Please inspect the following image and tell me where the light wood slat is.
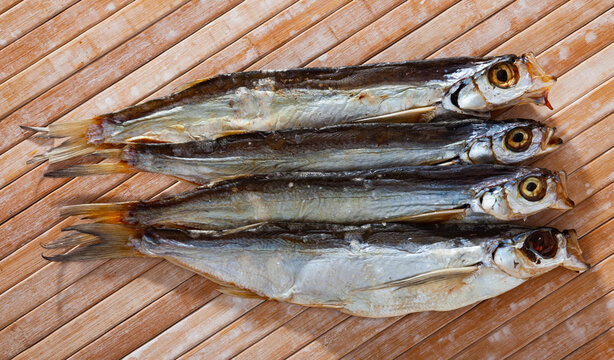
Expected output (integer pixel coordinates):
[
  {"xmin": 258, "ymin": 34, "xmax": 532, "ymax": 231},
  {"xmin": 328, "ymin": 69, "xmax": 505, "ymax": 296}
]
[
  {"xmin": 432, "ymin": 0, "xmax": 568, "ymax": 57},
  {"xmin": 396, "ymin": 217, "xmax": 614, "ymax": 360},
  {"xmin": 307, "ymin": 0, "xmax": 459, "ymax": 67},
  {"xmin": 287, "ymin": 317, "xmax": 398, "ymax": 360},
  {"xmin": 13, "ymin": 262, "xmax": 192, "ymax": 360},
  {"xmin": 0, "ymin": 0, "xmax": 187, "ymax": 119},
  {"xmin": 124, "ymin": 296, "xmax": 263, "ymax": 359},
  {"xmin": 565, "ymin": 326, "xmax": 614, "ymax": 360},
  {"xmin": 454, "ymin": 255, "xmax": 614, "ymax": 359},
  {"xmin": 232, "ymin": 308, "xmax": 348, "ymax": 360},
  {"xmin": 370, "ymin": 0, "xmax": 516, "ymax": 63},
  {"xmin": 0, "ymin": 0, "xmax": 22, "ymax": 16},
  {"xmin": 509, "ymin": 291, "xmax": 614, "ymax": 360},
  {"xmin": 0, "ymin": 0, "xmax": 77, "ymax": 48},
  {"xmin": 68, "ymin": 276, "xmax": 217, "ymax": 360},
  {"xmin": 490, "ymin": 0, "xmax": 612, "ymax": 56},
  {"xmin": 0, "ymin": 1, "xmax": 611, "ymax": 357},
  {"xmin": 179, "ymin": 302, "xmax": 307, "ymax": 359},
  {"xmin": 0, "ymin": 0, "xmax": 133, "ymax": 83},
  {"xmin": 251, "ymin": 0, "xmax": 408, "ymax": 69},
  {"xmin": 0, "ymin": 258, "xmax": 159, "ymax": 359}
]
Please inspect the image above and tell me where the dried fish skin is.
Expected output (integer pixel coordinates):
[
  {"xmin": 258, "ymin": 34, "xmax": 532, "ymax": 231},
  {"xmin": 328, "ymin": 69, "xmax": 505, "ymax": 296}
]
[
  {"xmin": 25, "ymin": 53, "xmax": 555, "ymax": 163},
  {"xmin": 44, "ymin": 118, "xmax": 562, "ymax": 184},
  {"xmin": 44, "ymin": 223, "xmax": 589, "ymax": 317},
  {"xmin": 61, "ymin": 165, "xmax": 574, "ymax": 229}
]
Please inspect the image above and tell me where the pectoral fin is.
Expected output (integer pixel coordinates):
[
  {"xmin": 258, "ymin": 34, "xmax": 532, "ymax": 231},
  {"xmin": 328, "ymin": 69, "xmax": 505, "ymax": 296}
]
[
  {"xmin": 354, "ymin": 107, "xmax": 438, "ymax": 124},
  {"xmin": 357, "ymin": 265, "xmax": 480, "ymax": 292},
  {"xmin": 385, "ymin": 208, "xmax": 468, "ymax": 223}
]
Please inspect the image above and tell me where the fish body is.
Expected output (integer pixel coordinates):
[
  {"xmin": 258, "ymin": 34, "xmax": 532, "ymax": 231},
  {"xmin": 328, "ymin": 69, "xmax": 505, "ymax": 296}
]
[
  {"xmin": 45, "ymin": 118, "xmax": 562, "ymax": 184},
  {"xmin": 26, "ymin": 53, "xmax": 555, "ymax": 163},
  {"xmin": 63, "ymin": 165, "xmax": 574, "ymax": 229},
  {"xmin": 44, "ymin": 223, "xmax": 589, "ymax": 317}
]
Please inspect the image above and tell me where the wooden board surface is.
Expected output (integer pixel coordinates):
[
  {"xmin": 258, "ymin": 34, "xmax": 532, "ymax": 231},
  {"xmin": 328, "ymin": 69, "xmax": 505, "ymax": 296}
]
[{"xmin": 0, "ymin": 0, "xmax": 612, "ymax": 358}]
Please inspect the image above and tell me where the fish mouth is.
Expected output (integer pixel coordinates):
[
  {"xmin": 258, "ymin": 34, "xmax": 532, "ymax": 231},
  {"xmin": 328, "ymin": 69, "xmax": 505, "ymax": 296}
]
[
  {"xmin": 540, "ymin": 127, "xmax": 563, "ymax": 153},
  {"xmin": 562, "ymin": 229, "xmax": 590, "ymax": 272},
  {"xmin": 522, "ymin": 52, "xmax": 556, "ymax": 109},
  {"xmin": 554, "ymin": 170, "xmax": 575, "ymax": 209}
]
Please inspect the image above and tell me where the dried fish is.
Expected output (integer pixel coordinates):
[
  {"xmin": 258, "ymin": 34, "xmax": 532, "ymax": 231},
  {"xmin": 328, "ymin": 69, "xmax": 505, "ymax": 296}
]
[
  {"xmin": 43, "ymin": 222, "xmax": 589, "ymax": 317},
  {"xmin": 61, "ymin": 165, "xmax": 574, "ymax": 229},
  {"xmin": 44, "ymin": 119, "xmax": 562, "ymax": 184},
  {"xmin": 25, "ymin": 53, "xmax": 555, "ymax": 163}
]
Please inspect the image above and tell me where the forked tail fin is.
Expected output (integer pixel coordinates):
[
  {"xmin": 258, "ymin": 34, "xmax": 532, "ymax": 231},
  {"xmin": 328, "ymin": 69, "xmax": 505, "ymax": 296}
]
[
  {"xmin": 22, "ymin": 117, "xmax": 107, "ymax": 164},
  {"xmin": 61, "ymin": 202, "xmax": 136, "ymax": 223},
  {"xmin": 42, "ymin": 224, "xmax": 145, "ymax": 262}
]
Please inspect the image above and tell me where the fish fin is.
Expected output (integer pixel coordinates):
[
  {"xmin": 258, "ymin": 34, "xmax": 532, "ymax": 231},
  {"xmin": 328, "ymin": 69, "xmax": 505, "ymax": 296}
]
[
  {"xmin": 24, "ymin": 116, "xmax": 118, "ymax": 164},
  {"xmin": 217, "ymin": 285, "xmax": 267, "ymax": 300},
  {"xmin": 42, "ymin": 224, "xmax": 144, "ymax": 262},
  {"xmin": 124, "ymin": 135, "xmax": 171, "ymax": 144},
  {"xmin": 356, "ymin": 265, "xmax": 480, "ymax": 292},
  {"xmin": 174, "ymin": 77, "xmax": 212, "ymax": 92},
  {"xmin": 220, "ymin": 222, "xmax": 268, "ymax": 236},
  {"xmin": 385, "ymin": 208, "xmax": 468, "ymax": 223},
  {"xmin": 436, "ymin": 159, "xmax": 459, "ymax": 166},
  {"xmin": 45, "ymin": 162, "xmax": 134, "ymax": 178},
  {"xmin": 61, "ymin": 202, "xmax": 135, "ymax": 223},
  {"xmin": 354, "ymin": 106, "xmax": 438, "ymax": 124},
  {"xmin": 216, "ymin": 129, "xmax": 249, "ymax": 138}
]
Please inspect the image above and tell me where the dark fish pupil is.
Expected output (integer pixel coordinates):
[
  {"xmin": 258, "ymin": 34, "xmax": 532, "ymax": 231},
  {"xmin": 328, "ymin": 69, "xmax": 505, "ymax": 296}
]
[
  {"xmin": 497, "ymin": 69, "xmax": 508, "ymax": 82},
  {"xmin": 512, "ymin": 132, "xmax": 525, "ymax": 143},
  {"xmin": 522, "ymin": 231, "xmax": 558, "ymax": 260},
  {"xmin": 526, "ymin": 182, "xmax": 537, "ymax": 191}
]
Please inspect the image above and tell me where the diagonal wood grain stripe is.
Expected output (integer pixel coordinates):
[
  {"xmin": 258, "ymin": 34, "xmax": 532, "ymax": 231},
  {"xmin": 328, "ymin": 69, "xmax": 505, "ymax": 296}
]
[{"xmin": 0, "ymin": 0, "xmax": 612, "ymax": 358}]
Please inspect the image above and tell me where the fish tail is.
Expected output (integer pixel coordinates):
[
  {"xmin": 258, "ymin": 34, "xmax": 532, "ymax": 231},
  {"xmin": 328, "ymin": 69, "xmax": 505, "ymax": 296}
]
[
  {"xmin": 45, "ymin": 161, "xmax": 133, "ymax": 178},
  {"xmin": 42, "ymin": 223, "xmax": 145, "ymax": 262},
  {"xmin": 23, "ymin": 116, "xmax": 110, "ymax": 164},
  {"xmin": 61, "ymin": 202, "xmax": 135, "ymax": 223}
]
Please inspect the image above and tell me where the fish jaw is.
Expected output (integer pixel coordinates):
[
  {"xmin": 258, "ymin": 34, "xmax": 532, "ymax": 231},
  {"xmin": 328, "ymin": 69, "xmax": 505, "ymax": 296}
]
[
  {"xmin": 540, "ymin": 126, "xmax": 563, "ymax": 154},
  {"xmin": 561, "ymin": 230, "xmax": 590, "ymax": 272},
  {"xmin": 553, "ymin": 170, "xmax": 575, "ymax": 210},
  {"xmin": 521, "ymin": 52, "xmax": 557, "ymax": 109}
]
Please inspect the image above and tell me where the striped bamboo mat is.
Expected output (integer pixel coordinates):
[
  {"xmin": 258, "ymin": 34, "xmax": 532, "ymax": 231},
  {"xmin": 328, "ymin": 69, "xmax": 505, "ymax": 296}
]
[{"xmin": 0, "ymin": 0, "xmax": 612, "ymax": 358}]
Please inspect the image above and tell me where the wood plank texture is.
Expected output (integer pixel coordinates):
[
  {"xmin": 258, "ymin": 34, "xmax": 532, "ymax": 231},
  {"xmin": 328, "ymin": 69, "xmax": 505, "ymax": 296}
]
[{"xmin": 0, "ymin": 0, "xmax": 612, "ymax": 359}]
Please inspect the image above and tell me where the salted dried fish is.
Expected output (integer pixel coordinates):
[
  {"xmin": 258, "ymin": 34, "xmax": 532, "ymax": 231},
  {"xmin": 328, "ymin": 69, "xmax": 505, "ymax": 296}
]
[
  {"xmin": 61, "ymin": 165, "xmax": 574, "ymax": 229},
  {"xmin": 44, "ymin": 119, "xmax": 562, "ymax": 184},
  {"xmin": 25, "ymin": 53, "xmax": 555, "ymax": 163},
  {"xmin": 43, "ymin": 222, "xmax": 589, "ymax": 317}
]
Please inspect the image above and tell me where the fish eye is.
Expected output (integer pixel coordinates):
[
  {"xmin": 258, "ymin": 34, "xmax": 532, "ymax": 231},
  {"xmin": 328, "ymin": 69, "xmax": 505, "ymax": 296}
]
[
  {"xmin": 505, "ymin": 127, "xmax": 533, "ymax": 152},
  {"xmin": 519, "ymin": 176, "xmax": 547, "ymax": 201},
  {"xmin": 521, "ymin": 230, "xmax": 558, "ymax": 261},
  {"xmin": 488, "ymin": 62, "xmax": 518, "ymax": 88}
]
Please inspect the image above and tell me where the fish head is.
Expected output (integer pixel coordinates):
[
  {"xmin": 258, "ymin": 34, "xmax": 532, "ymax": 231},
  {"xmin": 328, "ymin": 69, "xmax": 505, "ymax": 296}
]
[
  {"xmin": 444, "ymin": 53, "xmax": 556, "ymax": 114},
  {"xmin": 485, "ymin": 119, "xmax": 562, "ymax": 164},
  {"xmin": 476, "ymin": 168, "xmax": 574, "ymax": 220},
  {"xmin": 491, "ymin": 228, "xmax": 589, "ymax": 279}
]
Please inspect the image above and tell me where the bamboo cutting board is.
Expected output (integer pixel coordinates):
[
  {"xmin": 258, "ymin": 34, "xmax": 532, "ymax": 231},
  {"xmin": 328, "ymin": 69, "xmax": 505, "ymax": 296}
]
[{"xmin": 0, "ymin": 0, "xmax": 613, "ymax": 358}]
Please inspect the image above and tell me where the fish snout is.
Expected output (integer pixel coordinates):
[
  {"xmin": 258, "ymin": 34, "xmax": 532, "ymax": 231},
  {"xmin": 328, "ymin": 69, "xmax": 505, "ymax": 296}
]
[{"xmin": 562, "ymin": 230, "xmax": 590, "ymax": 272}]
